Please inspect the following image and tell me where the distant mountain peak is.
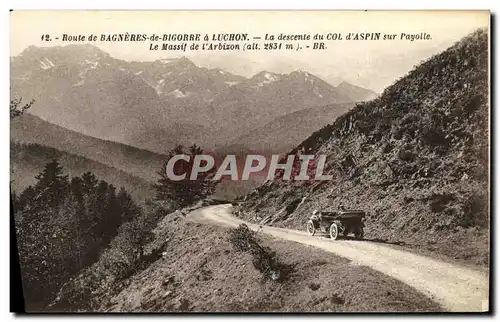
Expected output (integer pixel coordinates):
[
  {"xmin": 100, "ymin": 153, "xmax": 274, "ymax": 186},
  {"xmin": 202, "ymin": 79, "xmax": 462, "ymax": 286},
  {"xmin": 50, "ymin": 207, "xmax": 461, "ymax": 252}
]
[
  {"xmin": 293, "ymin": 70, "xmax": 311, "ymax": 75},
  {"xmin": 158, "ymin": 58, "xmax": 174, "ymax": 64},
  {"xmin": 38, "ymin": 57, "xmax": 56, "ymax": 70},
  {"xmin": 250, "ymin": 71, "xmax": 282, "ymax": 86},
  {"xmin": 212, "ymin": 68, "xmax": 229, "ymax": 75},
  {"xmin": 335, "ymin": 81, "xmax": 378, "ymax": 101},
  {"xmin": 252, "ymin": 70, "xmax": 281, "ymax": 78},
  {"xmin": 337, "ymin": 81, "xmax": 364, "ymax": 90},
  {"xmin": 155, "ymin": 56, "xmax": 196, "ymax": 69},
  {"xmin": 15, "ymin": 44, "xmax": 111, "ymax": 71},
  {"xmin": 20, "ymin": 44, "xmax": 106, "ymax": 56},
  {"xmin": 289, "ymin": 70, "xmax": 320, "ymax": 83}
]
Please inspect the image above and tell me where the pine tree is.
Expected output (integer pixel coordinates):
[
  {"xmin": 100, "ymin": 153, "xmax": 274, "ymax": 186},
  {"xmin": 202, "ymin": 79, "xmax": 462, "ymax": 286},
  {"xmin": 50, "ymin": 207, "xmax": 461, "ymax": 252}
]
[
  {"xmin": 10, "ymin": 98, "xmax": 34, "ymax": 119},
  {"xmin": 117, "ymin": 187, "xmax": 140, "ymax": 223},
  {"xmin": 156, "ymin": 144, "xmax": 219, "ymax": 207},
  {"xmin": 18, "ymin": 185, "xmax": 36, "ymax": 210},
  {"xmin": 81, "ymin": 172, "xmax": 98, "ymax": 195},
  {"xmin": 32, "ymin": 159, "xmax": 69, "ymax": 212},
  {"xmin": 70, "ymin": 177, "xmax": 84, "ymax": 203},
  {"xmin": 102, "ymin": 184, "xmax": 121, "ymax": 241}
]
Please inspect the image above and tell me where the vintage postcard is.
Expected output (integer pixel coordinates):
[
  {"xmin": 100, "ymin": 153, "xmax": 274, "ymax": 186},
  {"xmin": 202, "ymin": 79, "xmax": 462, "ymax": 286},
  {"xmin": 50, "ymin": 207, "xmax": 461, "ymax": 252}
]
[{"xmin": 10, "ymin": 10, "xmax": 490, "ymax": 313}]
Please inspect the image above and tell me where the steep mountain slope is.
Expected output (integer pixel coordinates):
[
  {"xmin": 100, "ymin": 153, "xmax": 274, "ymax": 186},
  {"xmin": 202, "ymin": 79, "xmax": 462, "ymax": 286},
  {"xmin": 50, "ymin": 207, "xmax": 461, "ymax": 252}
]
[
  {"xmin": 11, "ymin": 114, "xmax": 165, "ymax": 182},
  {"xmin": 10, "ymin": 143, "xmax": 155, "ymax": 202},
  {"xmin": 231, "ymin": 103, "xmax": 354, "ymax": 153},
  {"xmin": 240, "ymin": 29, "xmax": 489, "ymax": 265}
]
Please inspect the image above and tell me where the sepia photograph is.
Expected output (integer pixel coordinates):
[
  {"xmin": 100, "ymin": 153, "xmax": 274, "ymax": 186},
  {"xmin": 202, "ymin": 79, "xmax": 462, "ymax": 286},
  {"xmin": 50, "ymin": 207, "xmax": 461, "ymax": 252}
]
[{"xmin": 9, "ymin": 10, "xmax": 490, "ymax": 313}]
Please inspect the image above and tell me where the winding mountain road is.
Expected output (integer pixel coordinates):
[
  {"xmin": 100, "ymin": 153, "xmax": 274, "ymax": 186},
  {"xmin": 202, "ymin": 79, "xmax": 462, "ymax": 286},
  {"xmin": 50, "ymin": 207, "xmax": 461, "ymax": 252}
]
[{"xmin": 188, "ymin": 204, "xmax": 489, "ymax": 312}]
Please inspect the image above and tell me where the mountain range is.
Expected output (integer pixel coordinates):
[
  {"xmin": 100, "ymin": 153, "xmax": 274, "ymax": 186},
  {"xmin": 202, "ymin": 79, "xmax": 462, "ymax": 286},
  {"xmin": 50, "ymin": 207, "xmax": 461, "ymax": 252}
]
[
  {"xmin": 11, "ymin": 44, "xmax": 377, "ymax": 155},
  {"xmin": 11, "ymin": 44, "xmax": 378, "ymax": 198}
]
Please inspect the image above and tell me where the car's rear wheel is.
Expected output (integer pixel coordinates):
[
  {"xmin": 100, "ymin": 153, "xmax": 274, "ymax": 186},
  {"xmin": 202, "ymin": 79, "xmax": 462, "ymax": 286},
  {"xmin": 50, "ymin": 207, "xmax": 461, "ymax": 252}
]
[
  {"xmin": 341, "ymin": 225, "xmax": 349, "ymax": 237},
  {"xmin": 354, "ymin": 228, "xmax": 364, "ymax": 240},
  {"xmin": 306, "ymin": 220, "xmax": 316, "ymax": 236},
  {"xmin": 329, "ymin": 223, "xmax": 339, "ymax": 240}
]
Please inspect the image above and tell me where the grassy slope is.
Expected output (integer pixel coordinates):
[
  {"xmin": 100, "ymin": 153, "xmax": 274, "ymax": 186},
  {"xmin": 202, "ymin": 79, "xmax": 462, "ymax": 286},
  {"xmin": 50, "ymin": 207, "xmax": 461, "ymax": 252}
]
[{"xmin": 105, "ymin": 213, "xmax": 440, "ymax": 312}]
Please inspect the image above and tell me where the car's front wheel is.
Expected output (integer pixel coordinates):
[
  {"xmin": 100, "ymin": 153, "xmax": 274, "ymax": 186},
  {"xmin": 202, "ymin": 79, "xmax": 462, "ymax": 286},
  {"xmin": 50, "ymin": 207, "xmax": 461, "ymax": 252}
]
[
  {"xmin": 329, "ymin": 223, "xmax": 339, "ymax": 240},
  {"xmin": 306, "ymin": 220, "xmax": 316, "ymax": 236}
]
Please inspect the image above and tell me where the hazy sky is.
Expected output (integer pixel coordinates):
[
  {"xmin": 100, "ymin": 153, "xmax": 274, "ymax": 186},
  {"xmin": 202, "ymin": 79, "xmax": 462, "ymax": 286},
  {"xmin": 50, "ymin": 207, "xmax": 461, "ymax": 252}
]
[{"xmin": 10, "ymin": 10, "xmax": 489, "ymax": 92}]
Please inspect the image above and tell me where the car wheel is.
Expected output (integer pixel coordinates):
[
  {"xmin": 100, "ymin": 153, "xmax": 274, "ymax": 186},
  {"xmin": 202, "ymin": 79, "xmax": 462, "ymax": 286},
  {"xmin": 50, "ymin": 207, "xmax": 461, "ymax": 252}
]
[
  {"xmin": 329, "ymin": 223, "xmax": 339, "ymax": 240},
  {"xmin": 306, "ymin": 220, "xmax": 316, "ymax": 236},
  {"xmin": 354, "ymin": 228, "xmax": 364, "ymax": 240}
]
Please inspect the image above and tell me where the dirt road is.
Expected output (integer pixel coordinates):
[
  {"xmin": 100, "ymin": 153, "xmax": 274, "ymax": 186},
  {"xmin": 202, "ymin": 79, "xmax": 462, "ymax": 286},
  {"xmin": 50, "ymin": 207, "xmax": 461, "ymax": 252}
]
[{"xmin": 189, "ymin": 204, "xmax": 489, "ymax": 312}]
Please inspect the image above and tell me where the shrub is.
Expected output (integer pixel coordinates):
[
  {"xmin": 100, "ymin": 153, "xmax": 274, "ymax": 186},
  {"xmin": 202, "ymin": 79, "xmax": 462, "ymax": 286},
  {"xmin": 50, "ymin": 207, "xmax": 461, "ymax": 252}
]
[
  {"xmin": 228, "ymin": 224, "xmax": 292, "ymax": 282},
  {"xmin": 458, "ymin": 193, "xmax": 488, "ymax": 228},
  {"xmin": 285, "ymin": 198, "xmax": 303, "ymax": 215},
  {"xmin": 381, "ymin": 142, "xmax": 394, "ymax": 154},
  {"xmin": 398, "ymin": 149, "xmax": 416, "ymax": 162}
]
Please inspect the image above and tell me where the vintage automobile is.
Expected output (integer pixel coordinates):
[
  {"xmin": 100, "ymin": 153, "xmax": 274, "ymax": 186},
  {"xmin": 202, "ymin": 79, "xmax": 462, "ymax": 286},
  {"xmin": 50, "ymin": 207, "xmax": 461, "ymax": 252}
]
[{"xmin": 306, "ymin": 207, "xmax": 365, "ymax": 240}]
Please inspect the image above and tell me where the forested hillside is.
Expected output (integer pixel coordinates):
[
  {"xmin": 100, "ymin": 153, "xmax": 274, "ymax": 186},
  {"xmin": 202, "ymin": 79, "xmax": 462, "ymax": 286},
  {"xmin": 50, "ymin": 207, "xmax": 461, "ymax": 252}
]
[{"xmin": 13, "ymin": 160, "xmax": 146, "ymax": 309}]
